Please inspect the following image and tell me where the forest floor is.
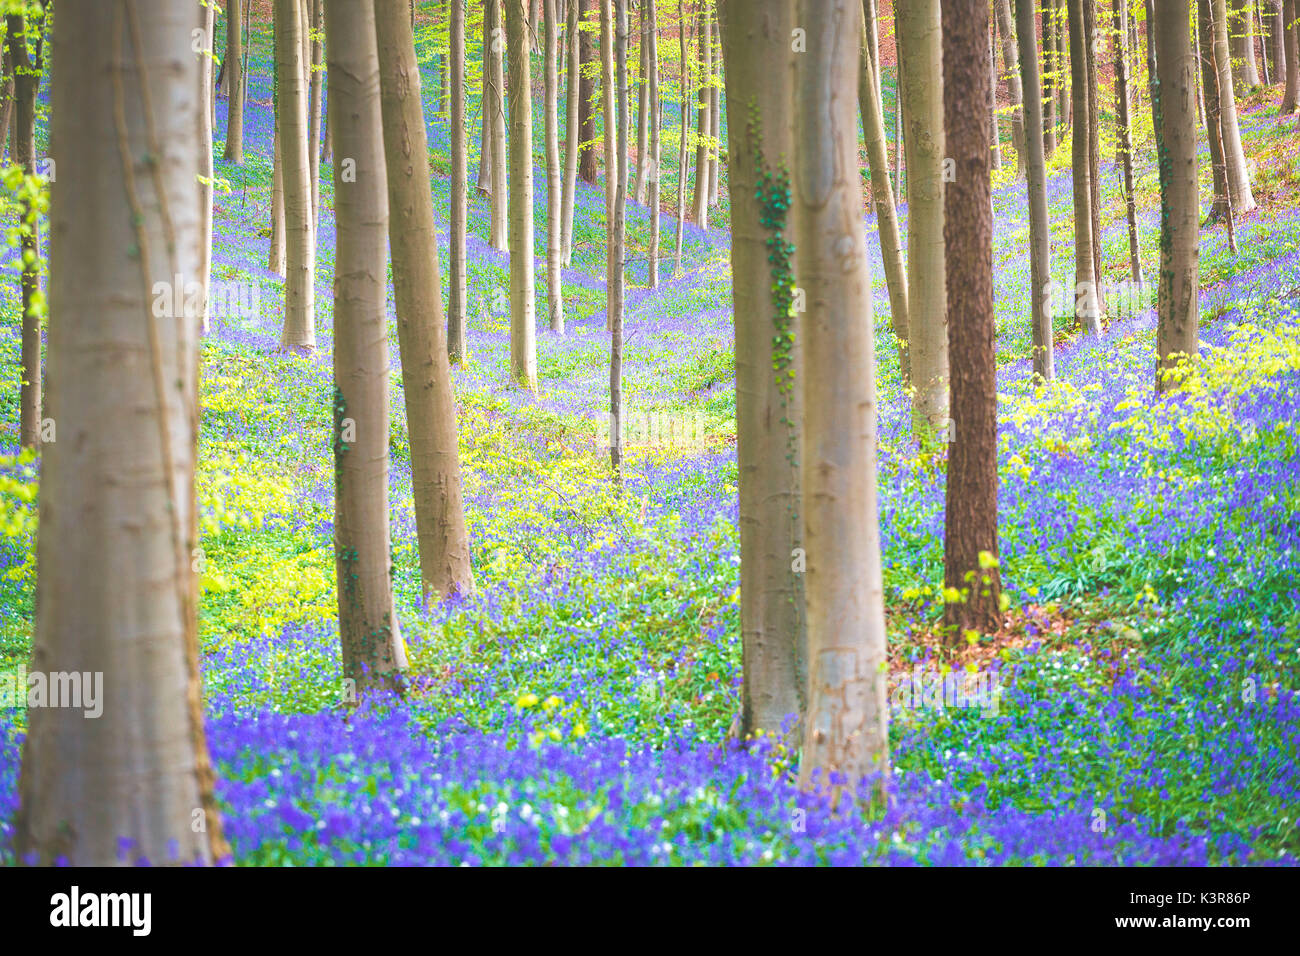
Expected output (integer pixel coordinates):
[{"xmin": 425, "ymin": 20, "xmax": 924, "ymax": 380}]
[{"xmin": 0, "ymin": 12, "xmax": 1297, "ymax": 864}]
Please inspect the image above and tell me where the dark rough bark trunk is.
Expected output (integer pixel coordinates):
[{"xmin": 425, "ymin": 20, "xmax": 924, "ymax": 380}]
[
  {"xmin": 719, "ymin": 0, "xmax": 805, "ymax": 741},
  {"xmin": 942, "ymin": 0, "xmax": 1003, "ymax": 640},
  {"xmin": 1018, "ymin": 0, "xmax": 1055, "ymax": 381},
  {"xmin": 1153, "ymin": 0, "xmax": 1200, "ymax": 393},
  {"xmin": 579, "ymin": 0, "xmax": 600, "ymax": 182}
]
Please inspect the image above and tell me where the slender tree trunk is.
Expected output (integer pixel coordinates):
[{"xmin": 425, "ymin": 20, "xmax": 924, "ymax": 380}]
[
  {"xmin": 17, "ymin": 0, "xmax": 228, "ymax": 866},
  {"xmin": 562, "ymin": 0, "xmax": 581, "ymax": 265},
  {"xmin": 1259, "ymin": 0, "xmax": 1272, "ymax": 85},
  {"xmin": 708, "ymin": 59, "xmax": 720, "ymax": 205},
  {"xmin": 896, "ymin": 0, "xmax": 948, "ymax": 434},
  {"xmin": 199, "ymin": 1, "xmax": 215, "ymax": 335},
  {"xmin": 1044, "ymin": 0, "xmax": 1058, "ymax": 156},
  {"xmin": 276, "ymin": 0, "xmax": 316, "ymax": 352},
  {"xmin": 542, "ymin": 0, "xmax": 565, "ymax": 330},
  {"xmin": 1232, "ymin": 0, "xmax": 1262, "ymax": 86},
  {"xmin": 1068, "ymin": 0, "xmax": 1101, "ymax": 335},
  {"xmin": 943, "ymin": 0, "xmax": 1004, "ymax": 641},
  {"xmin": 309, "ymin": 0, "xmax": 324, "ymax": 229},
  {"xmin": 795, "ymin": 0, "xmax": 890, "ymax": 804},
  {"xmin": 995, "ymin": 0, "xmax": 1026, "ymax": 176},
  {"xmin": 504, "ymin": 0, "xmax": 539, "ymax": 388},
  {"xmin": 326, "ymin": 0, "xmax": 406, "ymax": 695},
  {"xmin": 1153, "ymin": 0, "xmax": 1200, "ymax": 393},
  {"xmin": 375, "ymin": 0, "xmax": 478, "ymax": 601},
  {"xmin": 449, "ymin": 0, "xmax": 469, "ymax": 362},
  {"xmin": 646, "ymin": 0, "xmax": 661, "ymax": 287},
  {"xmin": 1210, "ymin": 0, "xmax": 1258, "ymax": 214},
  {"xmin": 673, "ymin": 0, "xmax": 689, "ymax": 272},
  {"xmin": 894, "ymin": 38, "xmax": 903, "ymax": 204},
  {"xmin": 1115, "ymin": 0, "xmax": 1142, "ymax": 285},
  {"xmin": 477, "ymin": 6, "xmax": 493, "ymax": 194},
  {"xmin": 1200, "ymin": 0, "xmax": 1233, "ymax": 221},
  {"xmin": 1271, "ymin": 0, "xmax": 1288, "ymax": 85},
  {"xmin": 225, "ymin": 0, "xmax": 244, "ymax": 162},
  {"xmin": 635, "ymin": 6, "xmax": 650, "ymax": 203},
  {"xmin": 989, "ymin": 20, "xmax": 1001, "ymax": 170},
  {"xmin": 6, "ymin": 11, "xmax": 42, "ymax": 450},
  {"xmin": 579, "ymin": 0, "xmax": 600, "ymax": 182},
  {"xmin": 719, "ymin": 0, "xmax": 805, "ymax": 740},
  {"xmin": 1084, "ymin": 0, "xmax": 1102, "ymax": 302},
  {"xmin": 1019, "ymin": 0, "xmax": 1054, "ymax": 380},
  {"xmin": 603, "ymin": 0, "xmax": 617, "ymax": 331},
  {"xmin": 1284, "ymin": 0, "xmax": 1300, "ymax": 113},
  {"xmin": 690, "ymin": 1, "xmax": 710, "ymax": 227},
  {"xmin": 607, "ymin": 0, "xmax": 627, "ymax": 476},
  {"xmin": 858, "ymin": 0, "xmax": 909, "ymax": 382},
  {"xmin": 0, "ymin": 48, "xmax": 13, "ymax": 164},
  {"xmin": 488, "ymin": 0, "xmax": 509, "ymax": 249}
]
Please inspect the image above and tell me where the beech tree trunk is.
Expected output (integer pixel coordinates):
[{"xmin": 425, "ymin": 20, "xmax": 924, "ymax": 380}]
[
  {"xmin": 634, "ymin": 7, "xmax": 650, "ymax": 204},
  {"xmin": 561, "ymin": 0, "xmax": 581, "ymax": 265},
  {"xmin": 718, "ymin": 0, "xmax": 805, "ymax": 741},
  {"xmin": 505, "ymin": 0, "xmax": 539, "ymax": 389},
  {"xmin": 17, "ymin": 0, "xmax": 228, "ymax": 866},
  {"xmin": 308, "ymin": 0, "xmax": 324, "ymax": 229},
  {"xmin": 1068, "ymin": 0, "xmax": 1101, "ymax": 335},
  {"xmin": 1200, "ymin": 0, "xmax": 1233, "ymax": 222},
  {"xmin": 375, "ymin": 0, "xmax": 477, "ymax": 601},
  {"xmin": 690, "ymin": 1, "xmax": 710, "ymax": 227},
  {"xmin": 1115, "ymin": 0, "xmax": 1142, "ymax": 285},
  {"xmin": 607, "ymin": 0, "xmax": 627, "ymax": 476},
  {"xmin": 1153, "ymin": 0, "xmax": 1200, "ymax": 393},
  {"xmin": 1044, "ymin": 0, "xmax": 1057, "ymax": 156},
  {"xmin": 275, "ymin": 0, "xmax": 316, "ymax": 352},
  {"xmin": 989, "ymin": 20, "xmax": 1001, "ymax": 170},
  {"xmin": 943, "ymin": 0, "xmax": 1004, "ymax": 640},
  {"xmin": 1019, "ymin": 0, "xmax": 1055, "ymax": 381},
  {"xmin": 896, "ymin": 0, "xmax": 948, "ymax": 435},
  {"xmin": 6, "ymin": 10, "xmax": 43, "ymax": 450},
  {"xmin": 858, "ymin": 0, "xmax": 909, "ymax": 382},
  {"xmin": 449, "ymin": 0, "xmax": 469, "ymax": 363},
  {"xmin": 1285, "ymin": 0, "xmax": 1300, "ymax": 113},
  {"xmin": 1210, "ymin": 0, "xmax": 1257, "ymax": 214},
  {"xmin": 543, "ymin": 0, "xmax": 564, "ymax": 331},
  {"xmin": 327, "ymin": 0, "xmax": 406, "ymax": 695},
  {"xmin": 199, "ymin": 1, "xmax": 215, "ymax": 334},
  {"xmin": 1231, "ymin": 0, "xmax": 1261, "ymax": 87},
  {"xmin": 579, "ymin": 0, "xmax": 600, "ymax": 182},
  {"xmin": 225, "ymin": 0, "xmax": 244, "ymax": 162},
  {"xmin": 646, "ymin": 0, "xmax": 661, "ymax": 287},
  {"xmin": 673, "ymin": 0, "xmax": 689, "ymax": 271},
  {"xmin": 488, "ymin": 0, "xmax": 508, "ymax": 250},
  {"xmin": 795, "ymin": 0, "xmax": 889, "ymax": 804},
  {"xmin": 994, "ymin": 0, "xmax": 1026, "ymax": 177}
]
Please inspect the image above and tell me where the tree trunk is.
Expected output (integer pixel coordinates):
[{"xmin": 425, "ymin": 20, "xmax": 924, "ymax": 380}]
[
  {"xmin": 795, "ymin": 0, "xmax": 890, "ymax": 804},
  {"xmin": 275, "ymin": 0, "xmax": 316, "ymax": 352},
  {"xmin": 943, "ymin": 0, "xmax": 1004, "ymax": 641},
  {"xmin": 1200, "ymin": 0, "xmax": 1233, "ymax": 222},
  {"xmin": 989, "ymin": 20, "xmax": 1001, "ymax": 170},
  {"xmin": 1284, "ymin": 0, "xmax": 1300, "ymax": 113},
  {"xmin": 603, "ymin": 0, "xmax": 617, "ymax": 328},
  {"xmin": 488, "ymin": 0, "xmax": 509, "ymax": 249},
  {"xmin": 561, "ymin": 0, "xmax": 581, "ymax": 266},
  {"xmin": 579, "ymin": 0, "xmax": 600, "ymax": 183},
  {"xmin": 375, "ymin": 0, "xmax": 478, "ymax": 601},
  {"xmin": 1115, "ymin": 0, "xmax": 1142, "ymax": 285},
  {"xmin": 225, "ymin": 0, "xmax": 245, "ymax": 162},
  {"xmin": 308, "ymin": 0, "xmax": 324, "ymax": 229},
  {"xmin": 1231, "ymin": 0, "xmax": 1262, "ymax": 87},
  {"xmin": 673, "ymin": 0, "xmax": 689, "ymax": 272},
  {"xmin": 544, "ymin": 0, "xmax": 565, "ymax": 330},
  {"xmin": 1067, "ymin": 0, "xmax": 1101, "ymax": 335},
  {"xmin": 326, "ymin": 0, "xmax": 406, "ymax": 695},
  {"xmin": 896, "ymin": 0, "xmax": 948, "ymax": 435},
  {"xmin": 1271, "ymin": 0, "xmax": 1288, "ymax": 85},
  {"xmin": 608, "ymin": 0, "xmax": 627, "ymax": 477},
  {"xmin": 17, "ymin": 0, "xmax": 228, "ymax": 866},
  {"xmin": 505, "ymin": 0, "xmax": 539, "ymax": 388},
  {"xmin": 1259, "ymin": 0, "xmax": 1272, "ymax": 85},
  {"xmin": 6, "ymin": 11, "xmax": 43, "ymax": 450},
  {"xmin": 646, "ymin": 0, "xmax": 661, "ymax": 287},
  {"xmin": 718, "ymin": 0, "xmax": 805, "ymax": 741},
  {"xmin": 708, "ymin": 61, "xmax": 720, "ymax": 205},
  {"xmin": 449, "ymin": 0, "xmax": 469, "ymax": 362},
  {"xmin": 1019, "ymin": 0, "xmax": 1055, "ymax": 381},
  {"xmin": 994, "ymin": 0, "xmax": 1026, "ymax": 177},
  {"xmin": 690, "ymin": 1, "xmax": 710, "ymax": 227},
  {"xmin": 1084, "ymin": 0, "xmax": 1102, "ymax": 303},
  {"xmin": 1153, "ymin": 0, "xmax": 1200, "ymax": 393},
  {"xmin": 0, "ymin": 48, "xmax": 13, "ymax": 165},
  {"xmin": 858, "ymin": 0, "xmax": 909, "ymax": 382},
  {"xmin": 634, "ymin": 7, "xmax": 650, "ymax": 204},
  {"xmin": 1044, "ymin": 0, "xmax": 1057, "ymax": 155},
  {"xmin": 477, "ymin": 6, "xmax": 493, "ymax": 194},
  {"xmin": 1210, "ymin": 0, "xmax": 1258, "ymax": 216},
  {"xmin": 199, "ymin": 1, "xmax": 216, "ymax": 335}
]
